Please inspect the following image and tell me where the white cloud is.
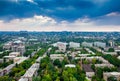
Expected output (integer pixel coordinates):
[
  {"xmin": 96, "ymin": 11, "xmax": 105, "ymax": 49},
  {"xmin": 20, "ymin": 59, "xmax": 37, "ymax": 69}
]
[
  {"xmin": 0, "ymin": 15, "xmax": 120, "ymax": 32},
  {"xmin": 106, "ymin": 12, "xmax": 120, "ymax": 17},
  {"xmin": 27, "ymin": 0, "xmax": 38, "ymax": 5}
]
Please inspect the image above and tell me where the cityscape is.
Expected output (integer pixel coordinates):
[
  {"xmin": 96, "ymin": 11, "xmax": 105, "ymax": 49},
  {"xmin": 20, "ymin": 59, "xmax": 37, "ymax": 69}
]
[{"xmin": 0, "ymin": 0, "xmax": 120, "ymax": 81}]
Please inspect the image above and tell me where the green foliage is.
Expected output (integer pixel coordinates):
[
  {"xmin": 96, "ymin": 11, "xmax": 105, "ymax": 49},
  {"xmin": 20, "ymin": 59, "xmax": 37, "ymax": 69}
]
[
  {"xmin": 108, "ymin": 76, "xmax": 117, "ymax": 81},
  {"xmin": 24, "ymin": 49, "xmax": 33, "ymax": 56},
  {"xmin": 108, "ymin": 48, "xmax": 115, "ymax": 52},
  {"xmin": 0, "ymin": 51, "xmax": 11, "ymax": 58},
  {"xmin": 32, "ymin": 76, "xmax": 41, "ymax": 81},
  {"xmin": 103, "ymin": 54, "xmax": 120, "ymax": 67},
  {"xmin": 96, "ymin": 68, "xmax": 103, "ymax": 78},
  {"xmin": 42, "ymin": 74, "xmax": 52, "ymax": 81},
  {"xmin": 53, "ymin": 59, "xmax": 62, "ymax": 68},
  {"xmin": 92, "ymin": 75, "xmax": 105, "ymax": 81},
  {"xmin": 62, "ymin": 67, "xmax": 86, "ymax": 81},
  {"xmin": 0, "ymin": 76, "xmax": 13, "ymax": 81}
]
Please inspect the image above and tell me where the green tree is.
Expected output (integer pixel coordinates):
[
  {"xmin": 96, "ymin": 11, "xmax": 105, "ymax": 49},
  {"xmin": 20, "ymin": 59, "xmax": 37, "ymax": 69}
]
[{"xmin": 53, "ymin": 59, "xmax": 62, "ymax": 68}]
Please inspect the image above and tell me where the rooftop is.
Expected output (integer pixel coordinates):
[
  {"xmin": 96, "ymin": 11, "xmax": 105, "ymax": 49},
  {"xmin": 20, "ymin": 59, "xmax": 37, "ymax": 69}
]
[{"xmin": 82, "ymin": 64, "xmax": 94, "ymax": 72}]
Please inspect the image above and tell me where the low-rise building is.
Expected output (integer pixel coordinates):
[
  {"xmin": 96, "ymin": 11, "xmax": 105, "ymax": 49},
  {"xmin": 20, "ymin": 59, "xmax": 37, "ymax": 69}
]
[
  {"xmin": 78, "ymin": 54, "xmax": 91, "ymax": 57},
  {"xmin": 57, "ymin": 42, "xmax": 66, "ymax": 52},
  {"xmin": 50, "ymin": 54, "xmax": 64, "ymax": 61},
  {"xmin": 19, "ymin": 63, "xmax": 40, "ymax": 81},
  {"xmin": 9, "ymin": 52, "xmax": 20, "ymax": 57},
  {"xmin": 0, "ymin": 59, "xmax": 3, "ymax": 63},
  {"xmin": 36, "ymin": 56, "xmax": 43, "ymax": 63},
  {"xmin": 117, "ymin": 56, "xmax": 120, "ymax": 60},
  {"xmin": 95, "ymin": 64, "xmax": 114, "ymax": 68},
  {"xmin": 82, "ymin": 64, "xmax": 95, "ymax": 79},
  {"xmin": 102, "ymin": 51, "xmax": 117, "ymax": 55},
  {"xmin": 0, "ymin": 64, "xmax": 15, "ymax": 76},
  {"xmin": 103, "ymin": 72, "xmax": 120, "ymax": 81},
  {"xmin": 3, "ymin": 42, "xmax": 12, "ymax": 50},
  {"xmin": 14, "ymin": 57, "xmax": 28, "ymax": 64},
  {"xmin": 4, "ymin": 56, "xmax": 16, "ymax": 60},
  {"xmin": 84, "ymin": 48, "xmax": 95, "ymax": 55},
  {"xmin": 65, "ymin": 64, "xmax": 76, "ymax": 68}
]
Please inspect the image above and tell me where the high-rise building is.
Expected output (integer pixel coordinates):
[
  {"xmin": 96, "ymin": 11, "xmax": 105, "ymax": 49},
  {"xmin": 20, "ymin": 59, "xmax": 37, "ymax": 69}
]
[
  {"xmin": 94, "ymin": 42, "xmax": 106, "ymax": 48},
  {"xmin": 82, "ymin": 42, "xmax": 93, "ymax": 47},
  {"xmin": 69, "ymin": 42, "xmax": 80, "ymax": 48}
]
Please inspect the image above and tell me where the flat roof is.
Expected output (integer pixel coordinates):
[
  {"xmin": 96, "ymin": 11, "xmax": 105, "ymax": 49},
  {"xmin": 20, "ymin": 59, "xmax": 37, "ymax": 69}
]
[{"xmin": 82, "ymin": 64, "xmax": 94, "ymax": 72}]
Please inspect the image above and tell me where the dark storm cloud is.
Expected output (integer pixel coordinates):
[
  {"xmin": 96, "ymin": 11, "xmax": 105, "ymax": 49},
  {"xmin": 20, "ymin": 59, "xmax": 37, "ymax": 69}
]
[{"xmin": 0, "ymin": 0, "xmax": 120, "ymax": 22}]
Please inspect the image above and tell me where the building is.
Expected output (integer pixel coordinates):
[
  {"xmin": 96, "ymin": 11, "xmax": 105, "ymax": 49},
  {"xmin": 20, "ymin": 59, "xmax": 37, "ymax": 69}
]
[
  {"xmin": 17, "ymin": 46, "xmax": 25, "ymax": 56},
  {"xmin": 36, "ymin": 56, "xmax": 43, "ymax": 63},
  {"xmin": 0, "ymin": 59, "xmax": 3, "ymax": 63},
  {"xmin": 11, "ymin": 45, "xmax": 25, "ymax": 56},
  {"xmin": 3, "ymin": 42, "xmax": 12, "ymax": 50},
  {"xmin": 4, "ymin": 56, "xmax": 16, "ymax": 60},
  {"xmin": 80, "ymin": 56, "xmax": 109, "ymax": 64},
  {"xmin": 65, "ymin": 64, "xmax": 76, "ymax": 68},
  {"xmin": 103, "ymin": 72, "xmax": 120, "ymax": 81},
  {"xmin": 95, "ymin": 64, "xmax": 114, "ymax": 68},
  {"xmin": 57, "ymin": 42, "xmax": 66, "ymax": 52},
  {"xmin": 118, "ymin": 56, "xmax": 120, "ymax": 59},
  {"xmin": 82, "ymin": 42, "xmax": 93, "ymax": 47},
  {"xmin": 0, "ymin": 64, "xmax": 15, "ymax": 76},
  {"xmin": 14, "ymin": 57, "xmax": 28, "ymax": 64},
  {"xmin": 84, "ymin": 48, "xmax": 95, "ymax": 54},
  {"xmin": 78, "ymin": 54, "xmax": 91, "ymax": 57},
  {"xmin": 19, "ymin": 63, "xmax": 40, "ymax": 81},
  {"xmin": 102, "ymin": 51, "xmax": 117, "ymax": 55},
  {"xmin": 82, "ymin": 64, "xmax": 95, "ymax": 80},
  {"xmin": 109, "ymin": 40, "xmax": 115, "ymax": 47},
  {"xmin": 69, "ymin": 42, "xmax": 80, "ymax": 48},
  {"xmin": 50, "ymin": 54, "xmax": 64, "ymax": 61},
  {"xmin": 9, "ymin": 52, "xmax": 20, "ymax": 57},
  {"xmin": 94, "ymin": 42, "xmax": 106, "ymax": 48}
]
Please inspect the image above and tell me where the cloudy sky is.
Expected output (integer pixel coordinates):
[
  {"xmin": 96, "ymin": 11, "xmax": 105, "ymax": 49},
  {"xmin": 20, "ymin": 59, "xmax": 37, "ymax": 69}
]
[{"xmin": 0, "ymin": 0, "xmax": 120, "ymax": 31}]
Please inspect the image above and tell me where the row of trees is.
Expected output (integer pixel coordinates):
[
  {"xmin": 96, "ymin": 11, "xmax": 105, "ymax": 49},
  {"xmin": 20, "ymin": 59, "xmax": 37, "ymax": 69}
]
[{"xmin": 103, "ymin": 54, "xmax": 120, "ymax": 67}]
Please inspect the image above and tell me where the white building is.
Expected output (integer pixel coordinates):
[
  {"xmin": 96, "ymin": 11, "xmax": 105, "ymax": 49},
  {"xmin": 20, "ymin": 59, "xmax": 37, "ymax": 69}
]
[
  {"xmin": 82, "ymin": 42, "xmax": 93, "ymax": 47},
  {"xmin": 95, "ymin": 64, "xmax": 114, "ymax": 68},
  {"xmin": 0, "ymin": 64, "xmax": 15, "ymax": 76},
  {"xmin": 14, "ymin": 57, "xmax": 28, "ymax": 64},
  {"xmin": 117, "ymin": 56, "xmax": 120, "ymax": 60},
  {"xmin": 69, "ymin": 42, "xmax": 80, "ymax": 48},
  {"xmin": 94, "ymin": 42, "xmax": 106, "ymax": 48},
  {"xmin": 4, "ymin": 56, "xmax": 16, "ymax": 60},
  {"xmin": 19, "ymin": 63, "xmax": 40, "ymax": 81},
  {"xmin": 3, "ymin": 42, "xmax": 12, "ymax": 50},
  {"xmin": 102, "ymin": 52, "xmax": 117, "ymax": 55},
  {"xmin": 84, "ymin": 48, "xmax": 95, "ymax": 54},
  {"xmin": 65, "ymin": 64, "xmax": 76, "ymax": 68},
  {"xmin": 9, "ymin": 52, "xmax": 20, "ymax": 57},
  {"xmin": 103, "ymin": 72, "xmax": 120, "ymax": 81},
  {"xmin": 109, "ymin": 40, "xmax": 115, "ymax": 47},
  {"xmin": 50, "ymin": 54, "xmax": 64, "ymax": 61}
]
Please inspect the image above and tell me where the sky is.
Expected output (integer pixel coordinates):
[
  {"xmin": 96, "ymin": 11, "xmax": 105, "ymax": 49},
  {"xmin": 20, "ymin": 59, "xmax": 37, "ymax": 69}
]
[{"xmin": 0, "ymin": 0, "xmax": 120, "ymax": 32}]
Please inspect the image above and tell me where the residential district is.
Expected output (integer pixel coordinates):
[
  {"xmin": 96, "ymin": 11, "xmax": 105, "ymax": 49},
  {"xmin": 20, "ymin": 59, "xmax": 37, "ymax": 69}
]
[{"xmin": 0, "ymin": 31, "xmax": 120, "ymax": 81}]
